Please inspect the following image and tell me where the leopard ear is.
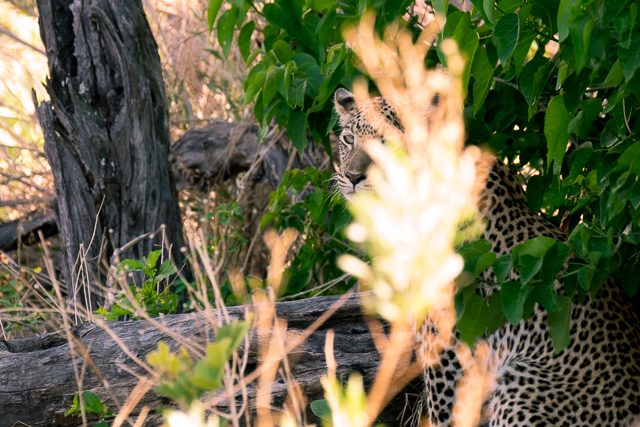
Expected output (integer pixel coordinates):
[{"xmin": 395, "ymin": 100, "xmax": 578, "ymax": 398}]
[{"xmin": 334, "ymin": 88, "xmax": 356, "ymax": 126}]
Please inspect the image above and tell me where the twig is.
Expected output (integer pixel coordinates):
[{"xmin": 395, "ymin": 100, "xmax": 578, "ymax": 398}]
[{"xmin": 0, "ymin": 26, "xmax": 45, "ymax": 55}]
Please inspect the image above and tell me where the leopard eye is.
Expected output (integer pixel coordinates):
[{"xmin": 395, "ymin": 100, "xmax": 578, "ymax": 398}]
[{"xmin": 342, "ymin": 134, "xmax": 355, "ymax": 146}]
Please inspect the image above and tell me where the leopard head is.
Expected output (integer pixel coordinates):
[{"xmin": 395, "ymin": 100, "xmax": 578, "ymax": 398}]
[{"xmin": 332, "ymin": 88, "xmax": 403, "ymax": 198}]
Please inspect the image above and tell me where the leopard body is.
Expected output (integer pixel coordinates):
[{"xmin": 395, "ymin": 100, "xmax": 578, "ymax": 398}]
[{"xmin": 332, "ymin": 88, "xmax": 640, "ymax": 426}]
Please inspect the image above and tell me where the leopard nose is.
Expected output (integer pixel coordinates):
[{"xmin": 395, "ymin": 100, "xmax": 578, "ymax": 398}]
[{"xmin": 345, "ymin": 172, "xmax": 366, "ymax": 187}]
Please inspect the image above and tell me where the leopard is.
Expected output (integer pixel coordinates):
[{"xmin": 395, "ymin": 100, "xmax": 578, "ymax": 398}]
[{"xmin": 332, "ymin": 87, "xmax": 640, "ymax": 426}]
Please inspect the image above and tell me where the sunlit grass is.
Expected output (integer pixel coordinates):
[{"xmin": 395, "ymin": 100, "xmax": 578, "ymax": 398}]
[{"xmin": 0, "ymin": 3, "xmax": 49, "ymax": 221}]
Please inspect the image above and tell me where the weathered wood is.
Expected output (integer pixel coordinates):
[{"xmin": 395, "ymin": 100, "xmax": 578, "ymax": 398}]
[
  {"xmin": 0, "ymin": 294, "xmax": 419, "ymax": 426},
  {"xmin": 170, "ymin": 121, "xmax": 328, "ymax": 191},
  {"xmin": 34, "ymin": 0, "xmax": 186, "ymax": 307},
  {"xmin": 0, "ymin": 210, "xmax": 56, "ymax": 252}
]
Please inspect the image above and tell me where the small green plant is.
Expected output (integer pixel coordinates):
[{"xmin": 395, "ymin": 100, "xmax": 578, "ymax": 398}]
[
  {"xmin": 260, "ymin": 167, "xmax": 357, "ymax": 297},
  {"xmin": 208, "ymin": 201, "xmax": 248, "ymax": 259},
  {"xmin": 146, "ymin": 319, "xmax": 250, "ymax": 408},
  {"xmin": 96, "ymin": 250, "xmax": 180, "ymax": 320},
  {"xmin": 64, "ymin": 390, "xmax": 113, "ymax": 426}
]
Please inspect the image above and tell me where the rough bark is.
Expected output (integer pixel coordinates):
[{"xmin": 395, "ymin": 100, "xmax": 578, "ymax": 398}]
[
  {"xmin": 34, "ymin": 0, "xmax": 186, "ymax": 308},
  {"xmin": 0, "ymin": 294, "xmax": 420, "ymax": 426}
]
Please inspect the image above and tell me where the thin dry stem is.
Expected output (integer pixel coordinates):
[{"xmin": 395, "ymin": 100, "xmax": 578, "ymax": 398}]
[
  {"xmin": 365, "ymin": 320, "xmax": 414, "ymax": 425},
  {"xmin": 112, "ymin": 378, "xmax": 155, "ymax": 427}
]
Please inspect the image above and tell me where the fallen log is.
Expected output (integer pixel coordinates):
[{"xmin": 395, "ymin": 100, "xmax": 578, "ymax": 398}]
[
  {"xmin": 169, "ymin": 120, "xmax": 327, "ymax": 190},
  {"xmin": 0, "ymin": 294, "xmax": 420, "ymax": 426},
  {"xmin": 0, "ymin": 210, "xmax": 57, "ymax": 252}
]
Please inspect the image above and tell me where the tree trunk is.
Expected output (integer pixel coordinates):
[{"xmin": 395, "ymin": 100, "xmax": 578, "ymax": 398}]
[
  {"xmin": 0, "ymin": 294, "xmax": 420, "ymax": 426},
  {"xmin": 34, "ymin": 0, "xmax": 186, "ymax": 308}
]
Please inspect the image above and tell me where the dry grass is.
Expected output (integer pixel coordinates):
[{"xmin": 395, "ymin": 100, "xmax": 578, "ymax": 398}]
[
  {"xmin": 0, "ymin": 3, "xmax": 50, "ymax": 221},
  {"xmin": 143, "ymin": 0, "xmax": 255, "ymax": 131},
  {"xmin": 0, "ymin": 0, "xmax": 254, "ymax": 224}
]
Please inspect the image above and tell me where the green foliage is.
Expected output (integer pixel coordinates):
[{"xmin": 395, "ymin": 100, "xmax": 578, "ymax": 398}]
[
  {"xmin": 146, "ymin": 320, "xmax": 250, "ymax": 407},
  {"xmin": 65, "ymin": 390, "xmax": 113, "ymax": 425},
  {"xmin": 207, "ymin": 0, "xmax": 417, "ymax": 151},
  {"xmin": 463, "ymin": 0, "xmax": 640, "ymax": 276},
  {"xmin": 0, "ymin": 270, "xmax": 49, "ymax": 336},
  {"xmin": 437, "ymin": 0, "xmax": 640, "ymax": 349},
  {"xmin": 456, "ymin": 235, "xmax": 612, "ymax": 351},
  {"xmin": 260, "ymin": 168, "xmax": 357, "ymax": 297},
  {"xmin": 310, "ymin": 399, "xmax": 332, "ymax": 422},
  {"xmin": 208, "ymin": 0, "xmax": 640, "ymax": 349},
  {"xmin": 95, "ymin": 250, "xmax": 180, "ymax": 320}
]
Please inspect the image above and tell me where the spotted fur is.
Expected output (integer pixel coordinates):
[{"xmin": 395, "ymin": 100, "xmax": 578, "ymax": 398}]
[{"xmin": 333, "ymin": 88, "xmax": 640, "ymax": 426}]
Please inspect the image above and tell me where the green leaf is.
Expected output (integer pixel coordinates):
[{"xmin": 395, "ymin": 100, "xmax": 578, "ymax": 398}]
[
  {"xmin": 310, "ymin": 399, "xmax": 332, "ymax": 421},
  {"xmin": 262, "ymin": 3, "xmax": 289, "ymax": 29},
  {"xmin": 568, "ymin": 99, "xmax": 602, "ymax": 139},
  {"xmin": 604, "ymin": 60, "xmax": 624, "ymax": 87},
  {"xmin": 619, "ymin": 141, "xmax": 640, "ymax": 175},
  {"xmin": 457, "ymin": 291, "xmax": 504, "ymax": 345},
  {"xmin": 470, "ymin": 0, "xmax": 494, "ymax": 26},
  {"xmin": 459, "ymin": 239, "xmax": 493, "ymax": 272},
  {"xmin": 64, "ymin": 394, "xmax": 80, "ymax": 417},
  {"xmin": 471, "ymin": 47, "xmax": 494, "ymax": 116},
  {"xmin": 191, "ymin": 341, "xmax": 229, "ymax": 390},
  {"xmin": 244, "ymin": 70, "xmax": 266, "ymax": 105},
  {"xmin": 494, "ymin": 255, "xmax": 513, "ymax": 282},
  {"xmin": 547, "ymin": 295, "xmax": 572, "ymax": 352},
  {"xmin": 511, "ymin": 29, "xmax": 535, "ymax": 76},
  {"xmin": 292, "ymin": 53, "xmax": 322, "ymax": 97},
  {"xmin": 501, "ymin": 281, "xmax": 531, "ymax": 325},
  {"xmin": 544, "ymin": 96, "xmax": 570, "ymax": 174},
  {"xmin": 519, "ymin": 55, "xmax": 552, "ymax": 115},
  {"xmin": 238, "ymin": 22, "xmax": 255, "ymax": 62},
  {"xmin": 512, "ymin": 236, "xmax": 556, "ymax": 259},
  {"xmin": 495, "ymin": 13, "xmax": 519, "ymax": 65},
  {"xmin": 263, "ymin": 67, "xmax": 284, "ymax": 106},
  {"xmin": 120, "ymin": 258, "xmax": 145, "ymax": 272},
  {"xmin": 272, "ymin": 40, "xmax": 294, "ymax": 63},
  {"xmin": 569, "ymin": 12, "xmax": 593, "ymax": 72},
  {"xmin": 531, "ymin": 283, "xmax": 561, "ymax": 313},
  {"xmin": 217, "ymin": 9, "xmax": 236, "ymax": 58},
  {"xmin": 65, "ymin": 391, "xmax": 112, "ymax": 419},
  {"xmin": 517, "ymin": 254, "xmax": 544, "ymax": 285},
  {"xmin": 540, "ymin": 243, "xmax": 570, "ymax": 283},
  {"xmin": 156, "ymin": 261, "xmax": 177, "ymax": 281},
  {"xmin": 207, "ymin": 0, "xmax": 223, "ymax": 33},
  {"xmin": 482, "ymin": 0, "xmax": 495, "ymax": 24},
  {"xmin": 443, "ymin": 12, "xmax": 479, "ymax": 97},
  {"xmin": 145, "ymin": 250, "xmax": 162, "ymax": 272},
  {"xmin": 557, "ymin": 0, "xmax": 572, "ymax": 42},
  {"xmin": 288, "ymin": 109, "xmax": 307, "ymax": 151},
  {"xmin": 577, "ymin": 264, "xmax": 595, "ymax": 291},
  {"xmin": 216, "ymin": 320, "xmax": 251, "ymax": 352},
  {"xmin": 82, "ymin": 391, "xmax": 106, "ymax": 416}
]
